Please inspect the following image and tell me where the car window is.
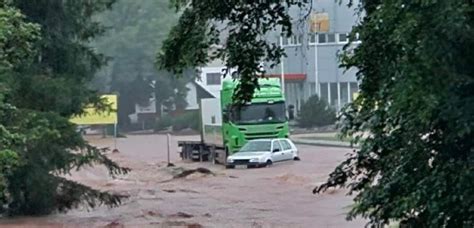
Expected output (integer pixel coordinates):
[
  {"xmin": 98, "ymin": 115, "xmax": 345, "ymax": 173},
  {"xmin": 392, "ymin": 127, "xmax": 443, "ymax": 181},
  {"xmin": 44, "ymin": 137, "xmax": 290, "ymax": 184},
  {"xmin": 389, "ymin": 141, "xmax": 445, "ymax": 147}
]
[
  {"xmin": 280, "ymin": 139, "xmax": 292, "ymax": 150},
  {"xmin": 272, "ymin": 140, "xmax": 282, "ymax": 152}
]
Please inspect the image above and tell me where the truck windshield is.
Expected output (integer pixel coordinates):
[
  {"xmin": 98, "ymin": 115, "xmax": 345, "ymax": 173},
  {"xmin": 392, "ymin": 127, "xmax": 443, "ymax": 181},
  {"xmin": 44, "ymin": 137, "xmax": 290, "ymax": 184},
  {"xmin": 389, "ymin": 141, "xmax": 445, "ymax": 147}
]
[
  {"xmin": 240, "ymin": 141, "xmax": 271, "ymax": 152},
  {"xmin": 231, "ymin": 102, "xmax": 286, "ymax": 124}
]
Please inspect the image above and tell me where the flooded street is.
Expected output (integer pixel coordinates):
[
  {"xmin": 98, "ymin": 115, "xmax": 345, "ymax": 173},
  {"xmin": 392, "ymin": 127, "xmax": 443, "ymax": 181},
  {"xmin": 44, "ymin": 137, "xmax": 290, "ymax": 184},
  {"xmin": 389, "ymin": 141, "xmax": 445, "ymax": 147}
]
[{"xmin": 0, "ymin": 134, "xmax": 365, "ymax": 228}]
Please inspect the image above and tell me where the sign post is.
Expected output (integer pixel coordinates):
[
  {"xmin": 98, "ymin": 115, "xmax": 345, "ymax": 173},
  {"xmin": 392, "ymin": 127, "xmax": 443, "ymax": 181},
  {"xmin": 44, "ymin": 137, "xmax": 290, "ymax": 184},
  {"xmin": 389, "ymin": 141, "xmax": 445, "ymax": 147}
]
[
  {"xmin": 166, "ymin": 133, "xmax": 174, "ymax": 167},
  {"xmin": 113, "ymin": 122, "xmax": 118, "ymax": 153}
]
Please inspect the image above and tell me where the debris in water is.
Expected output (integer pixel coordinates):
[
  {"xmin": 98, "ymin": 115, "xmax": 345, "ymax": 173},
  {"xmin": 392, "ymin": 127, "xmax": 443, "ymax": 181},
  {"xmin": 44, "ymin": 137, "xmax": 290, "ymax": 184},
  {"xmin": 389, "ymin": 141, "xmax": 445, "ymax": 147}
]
[
  {"xmin": 173, "ymin": 167, "xmax": 214, "ymax": 178},
  {"xmin": 162, "ymin": 188, "xmax": 199, "ymax": 194},
  {"xmin": 104, "ymin": 221, "xmax": 124, "ymax": 228},
  {"xmin": 146, "ymin": 210, "xmax": 162, "ymax": 217},
  {"xmin": 169, "ymin": 212, "xmax": 194, "ymax": 218},
  {"xmin": 159, "ymin": 167, "xmax": 215, "ymax": 183}
]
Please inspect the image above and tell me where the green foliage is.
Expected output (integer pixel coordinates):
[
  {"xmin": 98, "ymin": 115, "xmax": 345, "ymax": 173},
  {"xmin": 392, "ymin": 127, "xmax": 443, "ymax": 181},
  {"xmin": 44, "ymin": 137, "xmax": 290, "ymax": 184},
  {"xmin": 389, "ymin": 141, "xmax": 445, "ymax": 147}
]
[
  {"xmin": 156, "ymin": 111, "xmax": 200, "ymax": 132},
  {"xmin": 0, "ymin": 0, "xmax": 129, "ymax": 215},
  {"xmin": 158, "ymin": 0, "xmax": 309, "ymax": 103},
  {"xmin": 315, "ymin": 1, "xmax": 474, "ymax": 227},
  {"xmin": 155, "ymin": 114, "xmax": 173, "ymax": 131},
  {"xmin": 0, "ymin": 2, "xmax": 39, "ymax": 214},
  {"xmin": 172, "ymin": 111, "xmax": 200, "ymax": 131},
  {"xmin": 0, "ymin": 149, "xmax": 19, "ymax": 209},
  {"xmin": 93, "ymin": 0, "xmax": 189, "ymax": 128},
  {"xmin": 0, "ymin": 2, "xmax": 40, "ymax": 71},
  {"xmin": 298, "ymin": 95, "xmax": 336, "ymax": 128},
  {"xmin": 11, "ymin": 0, "xmax": 115, "ymax": 116}
]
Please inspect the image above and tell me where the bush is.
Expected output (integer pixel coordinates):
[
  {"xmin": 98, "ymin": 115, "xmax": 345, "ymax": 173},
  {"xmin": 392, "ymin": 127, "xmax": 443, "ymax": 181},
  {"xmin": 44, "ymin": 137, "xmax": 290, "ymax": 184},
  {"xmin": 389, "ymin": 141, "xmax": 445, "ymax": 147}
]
[
  {"xmin": 155, "ymin": 111, "xmax": 200, "ymax": 132},
  {"xmin": 155, "ymin": 115, "xmax": 173, "ymax": 131},
  {"xmin": 172, "ymin": 111, "xmax": 200, "ymax": 131},
  {"xmin": 298, "ymin": 95, "xmax": 336, "ymax": 128}
]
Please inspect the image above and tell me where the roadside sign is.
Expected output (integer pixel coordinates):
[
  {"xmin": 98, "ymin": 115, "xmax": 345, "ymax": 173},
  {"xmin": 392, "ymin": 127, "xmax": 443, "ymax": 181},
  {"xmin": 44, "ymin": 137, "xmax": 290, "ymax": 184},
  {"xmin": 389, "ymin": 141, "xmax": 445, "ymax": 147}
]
[{"xmin": 70, "ymin": 95, "xmax": 118, "ymax": 125}]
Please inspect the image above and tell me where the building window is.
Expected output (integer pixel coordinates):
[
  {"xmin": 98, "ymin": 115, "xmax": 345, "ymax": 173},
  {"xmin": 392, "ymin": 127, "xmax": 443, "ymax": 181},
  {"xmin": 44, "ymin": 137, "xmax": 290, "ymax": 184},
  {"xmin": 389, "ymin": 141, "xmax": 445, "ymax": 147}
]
[
  {"xmin": 339, "ymin": 33, "xmax": 348, "ymax": 43},
  {"xmin": 309, "ymin": 34, "xmax": 316, "ymax": 44},
  {"xmin": 320, "ymin": 83, "xmax": 328, "ymax": 103},
  {"xmin": 318, "ymin": 34, "xmax": 326, "ymax": 43},
  {"xmin": 340, "ymin": 82, "xmax": 348, "ymax": 105},
  {"xmin": 288, "ymin": 36, "xmax": 294, "ymax": 45},
  {"xmin": 298, "ymin": 35, "xmax": 303, "ymax": 44},
  {"xmin": 328, "ymin": 33, "xmax": 336, "ymax": 43},
  {"xmin": 206, "ymin": 73, "xmax": 221, "ymax": 85},
  {"xmin": 286, "ymin": 35, "xmax": 302, "ymax": 46},
  {"xmin": 330, "ymin": 82, "xmax": 338, "ymax": 107},
  {"xmin": 282, "ymin": 36, "xmax": 288, "ymax": 45},
  {"xmin": 310, "ymin": 83, "xmax": 316, "ymax": 95}
]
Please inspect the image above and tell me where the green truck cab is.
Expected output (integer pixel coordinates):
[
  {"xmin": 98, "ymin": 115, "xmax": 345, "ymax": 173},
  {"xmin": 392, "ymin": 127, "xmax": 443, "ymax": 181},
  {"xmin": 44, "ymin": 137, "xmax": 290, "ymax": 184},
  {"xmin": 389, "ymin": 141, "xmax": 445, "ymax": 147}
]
[{"xmin": 220, "ymin": 78, "xmax": 289, "ymax": 155}]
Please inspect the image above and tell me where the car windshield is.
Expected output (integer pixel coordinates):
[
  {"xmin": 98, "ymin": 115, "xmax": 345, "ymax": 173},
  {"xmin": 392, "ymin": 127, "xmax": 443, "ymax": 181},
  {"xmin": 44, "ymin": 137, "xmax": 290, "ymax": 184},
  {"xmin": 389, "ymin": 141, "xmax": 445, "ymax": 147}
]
[
  {"xmin": 239, "ymin": 141, "xmax": 271, "ymax": 152},
  {"xmin": 231, "ymin": 102, "xmax": 286, "ymax": 124}
]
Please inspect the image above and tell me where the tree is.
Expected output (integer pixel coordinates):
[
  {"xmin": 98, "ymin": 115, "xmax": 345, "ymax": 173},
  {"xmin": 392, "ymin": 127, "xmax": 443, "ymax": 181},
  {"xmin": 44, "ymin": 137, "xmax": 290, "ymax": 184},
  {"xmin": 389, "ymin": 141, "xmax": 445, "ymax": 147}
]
[
  {"xmin": 93, "ymin": 0, "xmax": 189, "ymax": 128},
  {"xmin": 298, "ymin": 95, "xmax": 336, "ymax": 128},
  {"xmin": 0, "ymin": 0, "xmax": 129, "ymax": 215},
  {"xmin": 157, "ymin": 0, "xmax": 310, "ymax": 103},
  {"xmin": 315, "ymin": 1, "xmax": 474, "ymax": 227},
  {"xmin": 0, "ymin": 1, "xmax": 40, "ymax": 212}
]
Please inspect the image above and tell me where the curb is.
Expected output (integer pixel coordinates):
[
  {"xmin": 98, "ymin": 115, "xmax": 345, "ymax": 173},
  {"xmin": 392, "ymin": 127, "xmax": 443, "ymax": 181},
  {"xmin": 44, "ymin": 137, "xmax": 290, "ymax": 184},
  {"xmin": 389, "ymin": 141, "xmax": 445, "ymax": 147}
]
[{"xmin": 291, "ymin": 139, "xmax": 359, "ymax": 149}]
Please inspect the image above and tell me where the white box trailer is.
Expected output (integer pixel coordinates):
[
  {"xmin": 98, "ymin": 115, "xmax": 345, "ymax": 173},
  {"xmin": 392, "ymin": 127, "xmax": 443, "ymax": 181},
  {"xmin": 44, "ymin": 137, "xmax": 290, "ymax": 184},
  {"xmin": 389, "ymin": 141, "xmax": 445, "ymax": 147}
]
[{"xmin": 178, "ymin": 98, "xmax": 225, "ymax": 163}]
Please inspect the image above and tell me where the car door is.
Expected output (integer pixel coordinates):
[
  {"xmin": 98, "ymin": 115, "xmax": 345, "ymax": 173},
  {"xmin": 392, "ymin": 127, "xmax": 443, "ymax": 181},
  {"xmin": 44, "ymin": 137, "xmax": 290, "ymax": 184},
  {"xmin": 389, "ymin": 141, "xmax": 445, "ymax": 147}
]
[
  {"xmin": 271, "ymin": 140, "xmax": 284, "ymax": 162},
  {"xmin": 279, "ymin": 139, "xmax": 293, "ymax": 160}
]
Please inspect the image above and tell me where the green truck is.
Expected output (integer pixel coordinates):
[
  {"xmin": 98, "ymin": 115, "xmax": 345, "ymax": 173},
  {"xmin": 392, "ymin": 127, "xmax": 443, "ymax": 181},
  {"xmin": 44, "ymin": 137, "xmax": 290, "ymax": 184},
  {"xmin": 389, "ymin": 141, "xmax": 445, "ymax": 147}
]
[{"xmin": 178, "ymin": 78, "xmax": 289, "ymax": 163}]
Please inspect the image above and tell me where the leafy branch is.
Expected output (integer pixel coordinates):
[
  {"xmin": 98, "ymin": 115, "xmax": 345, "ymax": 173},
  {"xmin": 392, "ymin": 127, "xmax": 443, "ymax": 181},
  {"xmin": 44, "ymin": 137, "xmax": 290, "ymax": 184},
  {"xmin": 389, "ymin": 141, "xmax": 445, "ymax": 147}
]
[{"xmin": 158, "ymin": 0, "xmax": 309, "ymax": 102}]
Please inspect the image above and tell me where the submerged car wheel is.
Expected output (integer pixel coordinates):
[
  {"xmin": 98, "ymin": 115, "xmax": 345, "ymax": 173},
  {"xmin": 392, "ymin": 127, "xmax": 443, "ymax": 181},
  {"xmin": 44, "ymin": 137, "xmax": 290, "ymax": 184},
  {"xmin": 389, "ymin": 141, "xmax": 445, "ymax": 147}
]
[
  {"xmin": 265, "ymin": 160, "xmax": 273, "ymax": 167},
  {"xmin": 294, "ymin": 156, "xmax": 301, "ymax": 161}
]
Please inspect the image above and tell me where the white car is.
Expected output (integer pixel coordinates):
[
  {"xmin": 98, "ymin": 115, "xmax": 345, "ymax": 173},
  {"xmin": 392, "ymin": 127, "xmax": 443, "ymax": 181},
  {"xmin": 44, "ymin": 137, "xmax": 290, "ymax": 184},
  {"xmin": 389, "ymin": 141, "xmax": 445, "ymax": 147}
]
[{"xmin": 226, "ymin": 138, "xmax": 300, "ymax": 168}]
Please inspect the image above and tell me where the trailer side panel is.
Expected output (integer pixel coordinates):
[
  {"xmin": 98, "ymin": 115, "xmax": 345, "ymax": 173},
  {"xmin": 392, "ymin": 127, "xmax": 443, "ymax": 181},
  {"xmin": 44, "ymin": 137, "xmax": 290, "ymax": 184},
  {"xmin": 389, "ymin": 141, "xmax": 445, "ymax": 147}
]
[{"xmin": 201, "ymin": 98, "xmax": 223, "ymax": 147}]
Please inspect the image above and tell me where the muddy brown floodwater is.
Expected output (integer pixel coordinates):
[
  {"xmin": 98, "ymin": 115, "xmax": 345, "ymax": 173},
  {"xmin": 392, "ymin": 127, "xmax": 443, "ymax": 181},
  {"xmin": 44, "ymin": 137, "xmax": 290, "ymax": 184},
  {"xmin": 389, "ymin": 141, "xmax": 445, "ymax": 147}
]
[{"xmin": 0, "ymin": 134, "xmax": 366, "ymax": 228}]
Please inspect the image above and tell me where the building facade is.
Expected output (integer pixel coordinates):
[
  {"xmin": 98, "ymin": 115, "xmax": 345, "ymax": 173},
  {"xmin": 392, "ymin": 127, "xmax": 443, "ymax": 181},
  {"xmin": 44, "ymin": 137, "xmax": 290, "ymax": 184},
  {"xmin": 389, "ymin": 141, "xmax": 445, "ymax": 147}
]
[
  {"xmin": 265, "ymin": 0, "xmax": 361, "ymax": 113},
  {"xmin": 185, "ymin": 0, "xmax": 361, "ymax": 114}
]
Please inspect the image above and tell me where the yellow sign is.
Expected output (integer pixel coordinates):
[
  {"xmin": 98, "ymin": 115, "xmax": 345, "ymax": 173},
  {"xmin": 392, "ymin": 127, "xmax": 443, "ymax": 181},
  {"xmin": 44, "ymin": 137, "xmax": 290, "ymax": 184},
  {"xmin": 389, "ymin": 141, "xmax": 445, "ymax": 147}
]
[
  {"xmin": 70, "ymin": 95, "xmax": 118, "ymax": 125},
  {"xmin": 309, "ymin": 12, "xmax": 330, "ymax": 33}
]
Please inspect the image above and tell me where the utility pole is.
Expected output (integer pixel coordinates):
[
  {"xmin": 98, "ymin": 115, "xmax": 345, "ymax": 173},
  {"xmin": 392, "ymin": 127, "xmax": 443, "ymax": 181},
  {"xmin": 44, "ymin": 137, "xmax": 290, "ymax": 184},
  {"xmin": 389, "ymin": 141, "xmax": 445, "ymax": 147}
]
[{"xmin": 279, "ymin": 36, "xmax": 286, "ymax": 94}]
